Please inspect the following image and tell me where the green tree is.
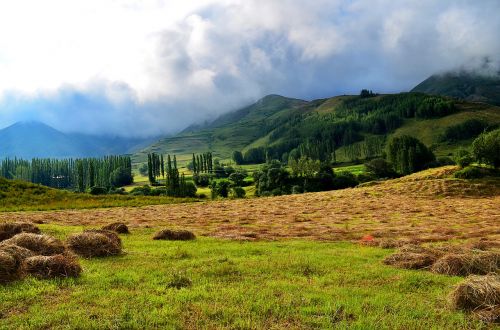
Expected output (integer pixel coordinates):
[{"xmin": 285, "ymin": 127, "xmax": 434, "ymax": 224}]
[
  {"xmin": 472, "ymin": 128, "xmax": 500, "ymax": 168},
  {"xmin": 232, "ymin": 151, "xmax": 244, "ymax": 165},
  {"xmin": 386, "ymin": 135, "xmax": 435, "ymax": 175}
]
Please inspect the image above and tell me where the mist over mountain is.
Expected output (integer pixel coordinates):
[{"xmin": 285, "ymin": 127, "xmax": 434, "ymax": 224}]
[
  {"xmin": 412, "ymin": 71, "xmax": 500, "ymax": 105},
  {"xmin": 0, "ymin": 121, "xmax": 155, "ymax": 159},
  {"xmin": 0, "ymin": 1, "xmax": 499, "ymax": 137}
]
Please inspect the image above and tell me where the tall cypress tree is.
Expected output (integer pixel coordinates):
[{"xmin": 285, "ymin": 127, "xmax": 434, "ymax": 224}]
[
  {"xmin": 192, "ymin": 153, "xmax": 197, "ymax": 173},
  {"xmin": 160, "ymin": 154, "xmax": 165, "ymax": 178}
]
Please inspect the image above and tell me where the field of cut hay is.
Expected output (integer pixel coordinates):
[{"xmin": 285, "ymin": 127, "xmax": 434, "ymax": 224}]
[{"xmin": 0, "ymin": 167, "xmax": 498, "ymax": 328}]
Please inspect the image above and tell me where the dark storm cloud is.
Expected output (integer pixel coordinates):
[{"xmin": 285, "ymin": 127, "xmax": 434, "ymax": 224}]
[{"xmin": 0, "ymin": 0, "xmax": 499, "ymax": 136}]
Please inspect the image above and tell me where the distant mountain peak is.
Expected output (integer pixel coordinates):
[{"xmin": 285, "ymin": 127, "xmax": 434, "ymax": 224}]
[
  {"xmin": 411, "ymin": 71, "xmax": 500, "ymax": 105},
  {"xmin": 0, "ymin": 121, "xmax": 153, "ymax": 159}
]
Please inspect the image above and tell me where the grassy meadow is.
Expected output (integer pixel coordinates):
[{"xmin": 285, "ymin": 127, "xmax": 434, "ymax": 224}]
[
  {"xmin": 0, "ymin": 177, "xmax": 196, "ymax": 212},
  {"xmin": 0, "ymin": 224, "xmax": 485, "ymax": 329},
  {"xmin": 0, "ymin": 167, "xmax": 498, "ymax": 328}
]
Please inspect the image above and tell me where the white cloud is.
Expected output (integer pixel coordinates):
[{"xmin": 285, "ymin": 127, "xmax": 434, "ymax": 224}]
[{"xmin": 0, "ymin": 0, "xmax": 498, "ymax": 136}]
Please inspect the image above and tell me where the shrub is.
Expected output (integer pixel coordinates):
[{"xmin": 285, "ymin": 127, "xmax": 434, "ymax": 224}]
[
  {"xmin": 67, "ymin": 231, "xmax": 122, "ymax": 258},
  {"xmin": 0, "ymin": 233, "xmax": 65, "ymax": 256},
  {"xmin": 436, "ymin": 156, "xmax": 455, "ymax": 166},
  {"xmin": 229, "ymin": 172, "xmax": 246, "ymax": 187},
  {"xmin": 454, "ymin": 166, "xmax": 486, "ymax": 179},
  {"xmin": 211, "ymin": 180, "xmax": 230, "ymax": 198},
  {"xmin": 0, "ymin": 222, "xmax": 41, "ymax": 242},
  {"xmin": 193, "ymin": 173, "xmax": 211, "ymax": 187},
  {"xmin": 271, "ymin": 188, "xmax": 282, "ymax": 196},
  {"xmin": 109, "ymin": 187, "xmax": 127, "ymax": 195},
  {"xmin": 454, "ymin": 149, "xmax": 473, "ymax": 168},
  {"xmin": 357, "ymin": 172, "xmax": 376, "ymax": 183},
  {"xmin": 332, "ymin": 172, "xmax": 359, "ymax": 190},
  {"xmin": 89, "ymin": 186, "xmax": 107, "ymax": 195},
  {"xmin": 181, "ymin": 182, "xmax": 197, "ymax": 198},
  {"xmin": 230, "ymin": 186, "xmax": 246, "ymax": 198},
  {"xmin": 364, "ymin": 158, "xmax": 397, "ymax": 178},
  {"xmin": 153, "ymin": 229, "xmax": 196, "ymax": 241},
  {"xmin": 291, "ymin": 185, "xmax": 303, "ymax": 194},
  {"xmin": 102, "ymin": 222, "xmax": 129, "ymax": 234},
  {"xmin": 109, "ymin": 167, "xmax": 133, "ymax": 187},
  {"xmin": 130, "ymin": 185, "xmax": 152, "ymax": 196},
  {"xmin": 22, "ymin": 254, "xmax": 82, "ymax": 279},
  {"xmin": 472, "ymin": 128, "xmax": 500, "ymax": 168},
  {"xmin": 253, "ymin": 161, "xmax": 290, "ymax": 196}
]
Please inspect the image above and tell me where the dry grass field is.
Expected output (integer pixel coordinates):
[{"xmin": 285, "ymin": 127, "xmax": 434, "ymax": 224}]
[
  {"xmin": 2, "ymin": 167, "xmax": 498, "ymax": 244},
  {"xmin": 1, "ymin": 166, "xmax": 499, "ymax": 328}
]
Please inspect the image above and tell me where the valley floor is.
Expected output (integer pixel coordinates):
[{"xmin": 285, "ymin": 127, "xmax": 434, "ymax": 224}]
[{"xmin": 0, "ymin": 167, "xmax": 499, "ymax": 329}]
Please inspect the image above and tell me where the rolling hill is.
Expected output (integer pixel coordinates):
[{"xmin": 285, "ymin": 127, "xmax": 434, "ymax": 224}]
[
  {"xmin": 134, "ymin": 92, "xmax": 500, "ymax": 164},
  {"xmin": 411, "ymin": 71, "xmax": 500, "ymax": 105},
  {"xmin": 133, "ymin": 95, "xmax": 308, "ymax": 163},
  {"xmin": 0, "ymin": 121, "xmax": 154, "ymax": 159}
]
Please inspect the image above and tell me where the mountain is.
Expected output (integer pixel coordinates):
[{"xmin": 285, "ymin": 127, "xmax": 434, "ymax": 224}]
[
  {"xmin": 133, "ymin": 95, "xmax": 308, "ymax": 162},
  {"xmin": 411, "ymin": 71, "xmax": 500, "ymax": 105},
  {"xmin": 0, "ymin": 121, "xmax": 154, "ymax": 159},
  {"xmin": 135, "ymin": 92, "xmax": 500, "ymax": 164}
]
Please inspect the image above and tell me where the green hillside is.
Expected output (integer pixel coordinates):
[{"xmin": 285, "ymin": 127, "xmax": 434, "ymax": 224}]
[
  {"xmin": 411, "ymin": 72, "xmax": 500, "ymax": 105},
  {"xmin": 133, "ymin": 95, "xmax": 307, "ymax": 163},
  {"xmin": 135, "ymin": 92, "xmax": 500, "ymax": 164}
]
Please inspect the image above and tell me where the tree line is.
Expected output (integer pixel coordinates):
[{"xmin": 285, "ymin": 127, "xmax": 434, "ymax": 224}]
[
  {"xmin": 0, "ymin": 156, "xmax": 132, "ymax": 191},
  {"xmin": 144, "ymin": 153, "xmax": 196, "ymax": 197}
]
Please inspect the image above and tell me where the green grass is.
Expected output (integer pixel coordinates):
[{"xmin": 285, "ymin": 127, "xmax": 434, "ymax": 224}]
[
  {"xmin": 333, "ymin": 164, "xmax": 366, "ymax": 175},
  {"xmin": 393, "ymin": 102, "xmax": 500, "ymax": 157},
  {"xmin": 0, "ymin": 178, "xmax": 196, "ymax": 212},
  {"xmin": 0, "ymin": 224, "xmax": 482, "ymax": 329}
]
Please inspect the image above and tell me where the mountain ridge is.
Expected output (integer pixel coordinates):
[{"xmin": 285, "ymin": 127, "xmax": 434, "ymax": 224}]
[
  {"xmin": 411, "ymin": 71, "xmax": 500, "ymax": 105},
  {"xmin": 0, "ymin": 121, "xmax": 154, "ymax": 159}
]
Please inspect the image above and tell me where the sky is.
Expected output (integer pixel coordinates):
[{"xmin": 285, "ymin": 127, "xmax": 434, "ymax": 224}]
[{"xmin": 0, "ymin": 0, "xmax": 499, "ymax": 137}]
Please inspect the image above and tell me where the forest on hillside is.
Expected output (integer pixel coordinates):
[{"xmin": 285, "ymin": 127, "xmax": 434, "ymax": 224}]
[{"xmin": 235, "ymin": 92, "xmax": 497, "ymax": 165}]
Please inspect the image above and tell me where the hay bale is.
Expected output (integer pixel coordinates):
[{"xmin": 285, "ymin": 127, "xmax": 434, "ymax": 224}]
[
  {"xmin": 383, "ymin": 245, "xmax": 441, "ymax": 269},
  {"xmin": 67, "ymin": 231, "xmax": 121, "ymax": 258},
  {"xmin": 432, "ymin": 251, "xmax": 499, "ymax": 276},
  {"xmin": 470, "ymin": 252, "xmax": 500, "ymax": 275},
  {"xmin": 153, "ymin": 229, "xmax": 196, "ymax": 241},
  {"xmin": 378, "ymin": 239, "xmax": 404, "ymax": 249},
  {"xmin": 0, "ymin": 244, "xmax": 35, "ymax": 261},
  {"xmin": 451, "ymin": 275, "xmax": 500, "ymax": 314},
  {"xmin": 475, "ymin": 306, "xmax": 500, "ymax": 323},
  {"xmin": 0, "ymin": 233, "xmax": 65, "ymax": 256},
  {"xmin": 431, "ymin": 254, "xmax": 473, "ymax": 276},
  {"xmin": 83, "ymin": 229, "xmax": 122, "ymax": 246},
  {"xmin": 384, "ymin": 252, "xmax": 437, "ymax": 269},
  {"xmin": 22, "ymin": 254, "xmax": 82, "ymax": 279},
  {"xmin": 102, "ymin": 222, "xmax": 129, "ymax": 234},
  {"xmin": 0, "ymin": 251, "xmax": 19, "ymax": 283},
  {"xmin": 0, "ymin": 222, "xmax": 41, "ymax": 242}
]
